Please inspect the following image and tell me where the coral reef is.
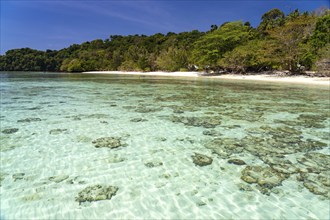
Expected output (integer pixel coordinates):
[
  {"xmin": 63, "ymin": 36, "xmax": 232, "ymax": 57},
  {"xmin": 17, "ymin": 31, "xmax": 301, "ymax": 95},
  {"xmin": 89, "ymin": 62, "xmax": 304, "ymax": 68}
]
[
  {"xmin": 192, "ymin": 153, "xmax": 213, "ymax": 166},
  {"xmin": 76, "ymin": 185, "xmax": 119, "ymax": 204},
  {"xmin": 92, "ymin": 137, "xmax": 127, "ymax": 149}
]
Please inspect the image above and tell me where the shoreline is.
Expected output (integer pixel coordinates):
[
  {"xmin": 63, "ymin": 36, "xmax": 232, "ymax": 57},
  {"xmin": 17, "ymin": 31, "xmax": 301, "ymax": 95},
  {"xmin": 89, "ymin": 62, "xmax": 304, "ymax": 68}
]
[{"xmin": 83, "ymin": 71, "xmax": 330, "ymax": 87}]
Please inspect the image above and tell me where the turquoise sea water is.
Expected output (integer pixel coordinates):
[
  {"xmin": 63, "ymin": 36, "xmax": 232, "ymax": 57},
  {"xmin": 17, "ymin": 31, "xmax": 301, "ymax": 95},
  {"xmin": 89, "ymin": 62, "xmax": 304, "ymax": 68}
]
[{"xmin": 0, "ymin": 72, "xmax": 329, "ymax": 219}]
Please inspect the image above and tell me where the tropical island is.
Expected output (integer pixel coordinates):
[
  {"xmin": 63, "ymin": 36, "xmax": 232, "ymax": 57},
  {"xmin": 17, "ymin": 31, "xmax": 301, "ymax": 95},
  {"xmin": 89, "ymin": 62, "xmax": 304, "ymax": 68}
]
[
  {"xmin": 0, "ymin": 8, "xmax": 329, "ymax": 76},
  {"xmin": 1, "ymin": 3, "xmax": 330, "ymax": 219}
]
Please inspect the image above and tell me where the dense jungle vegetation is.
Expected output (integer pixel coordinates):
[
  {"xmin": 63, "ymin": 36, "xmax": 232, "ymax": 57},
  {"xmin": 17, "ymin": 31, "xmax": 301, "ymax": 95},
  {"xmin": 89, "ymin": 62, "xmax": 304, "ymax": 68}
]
[{"xmin": 0, "ymin": 8, "xmax": 329, "ymax": 75}]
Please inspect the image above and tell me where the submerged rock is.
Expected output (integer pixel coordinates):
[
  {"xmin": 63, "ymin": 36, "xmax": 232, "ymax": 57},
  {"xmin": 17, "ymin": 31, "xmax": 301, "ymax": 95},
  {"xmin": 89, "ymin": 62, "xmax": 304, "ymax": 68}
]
[
  {"xmin": 205, "ymin": 138, "xmax": 244, "ymax": 158},
  {"xmin": 241, "ymin": 166, "xmax": 288, "ymax": 194},
  {"xmin": 242, "ymin": 135, "xmax": 326, "ymax": 157},
  {"xmin": 75, "ymin": 185, "xmax": 119, "ymax": 204},
  {"xmin": 192, "ymin": 153, "xmax": 213, "ymax": 166},
  {"xmin": 170, "ymin": 115, "xmax": 221, "ymax": 128},
  {"xmin": 237, "ymin": 183, "xmax": 253, "ymax": 192},
  {"xmin": 308, "ymin": 131, "xmax": 330, "ymax": 140},
  {"xmin": 229, "ymin": 112, "xmax": 264, "ymax": 122},
  {"xmin": 135, "ymin": 106, "xmax": 162, "ymax": 113},
  {"xmin": 260, "ymin": 156, "xmax": 298, "ymax": 174},
  {"xmin": 92, "ymin": 137, "xmax": 126, "ymax": 149},
  {"xmin": 155, "ymin": 137, "xmax": 167, "ymax": 142},
  {"xmin": 228, "ymin": 158, "xmax": 246, "ymax": 166},
  {"xmin": 145, "ymin": 161, "xmax": 163, "ymax": 168},
  {"xmin": 105, "ymin": 154, "xmax": 126, "ymax": 163},
  {"xmin": 176, "ymin": 137, "xmax": 195, "ymax": 144},
  {"xmin": 73, "ymin": 116, "xmax": 82, "ymax": 121},
  {"xmin": 296, "ymin": 152, "xmax": 330, "ymax": 173},
  {"xmin": 296, "ymin": 113, "xmax": 327, "ymax": 128},
  {"xmin": 21, "ymin": 193, "xmax": 42, "ymax": 202},
  {"xmin": 297, "ymin": 171, "xmax": 330, "ymax": 199},
  {"xmin": 1, "ymin": 128, "xmax": 19, "ymax": 134},
  {"xmin": 17, "ymin": 118, "xmax": 41, "ymax": 123},
  {"xmin": 26, "ymin": 106, "xmax": 42, "ymax": 111},
  {"xmin": 49, "ymin": 129, "xmax": 68, "ymax": 135},
  {"xmin": 224, "ymin": 125, "xmax": 241, "ymax": 129},
  {"xmin": 295, "ymin": 152, "xmax": 330, "ymax": 198},
  {"xmin": 0, "ymin": 173, "xmax": 8, "ymax": 186},
  {"xmin": 86, "ymin": 114, "xmax": 109, "ymax": 119},
  {"xmin": 66, "ymin": 176, "xmax": 86, "ymax": 185},
  {"xmin": 173, "ymin": 109, "xmax": 184, "ymax": 114},
  {"xmin": 246, "ymin": 126, "xmax": 303, "ymax": 142},
  {"xmin": 130, "ymin": 118, "xmax": 148, "ymax": 122},
  {"xmin": 246, "ymin": 125, "xmax": 301, "ymax": 135},
  {"xmin": 0, "ymin": 141, "xmax": 18, "ymax": 152},
  {"xmin": 202, "ymin": 129, "xmax": 222, "ymax": 136},
  {"xmin": 12, "ymin": 173, "xmax": 25, "ymax": 181},
  {"xmin": 49, "ymin": 175, "xmax": 69, "ymax": 183}
]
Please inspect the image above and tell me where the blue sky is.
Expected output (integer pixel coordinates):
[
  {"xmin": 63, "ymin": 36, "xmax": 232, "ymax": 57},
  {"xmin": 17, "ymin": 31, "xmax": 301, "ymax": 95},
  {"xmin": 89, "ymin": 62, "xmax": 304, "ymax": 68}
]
[{"xmin": 0, "ymin": 0, "xmax": 329, "ymax": 54}]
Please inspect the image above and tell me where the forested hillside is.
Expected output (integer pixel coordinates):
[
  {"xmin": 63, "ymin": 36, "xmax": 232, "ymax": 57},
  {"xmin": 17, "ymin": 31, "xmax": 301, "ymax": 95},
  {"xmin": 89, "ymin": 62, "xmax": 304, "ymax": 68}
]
[{"xmin": 0, "ymin": 8, "xmax": 329, "ymax": 75}]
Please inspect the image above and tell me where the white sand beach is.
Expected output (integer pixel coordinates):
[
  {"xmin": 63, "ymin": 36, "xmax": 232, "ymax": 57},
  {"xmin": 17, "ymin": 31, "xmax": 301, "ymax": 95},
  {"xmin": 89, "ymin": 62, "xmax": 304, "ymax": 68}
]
[
  {"xmin": 83, "ymin": 71, "xmax": 330, "ymax": 87},
  {"xmin": 211, "ymin": 74, "xmax": 330, "ymax": 86},
  {"xmin": 84, "ymin": 71, "xmax": 200, "ymax": 77}
]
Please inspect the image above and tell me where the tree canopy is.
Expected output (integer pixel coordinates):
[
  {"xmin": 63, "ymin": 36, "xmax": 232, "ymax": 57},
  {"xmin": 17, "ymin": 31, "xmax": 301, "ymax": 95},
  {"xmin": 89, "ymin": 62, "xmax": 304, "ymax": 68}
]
[{"xmin": 0, "ymin": 8, "xmax": 329, "ymax": 75}]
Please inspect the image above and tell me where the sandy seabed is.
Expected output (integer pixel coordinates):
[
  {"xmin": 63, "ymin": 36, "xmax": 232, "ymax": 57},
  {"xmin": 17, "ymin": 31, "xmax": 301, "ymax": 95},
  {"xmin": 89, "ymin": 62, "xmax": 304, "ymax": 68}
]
[{"xmin": 84, "ymin": 71, "xmax": 330, "ymax": 87}]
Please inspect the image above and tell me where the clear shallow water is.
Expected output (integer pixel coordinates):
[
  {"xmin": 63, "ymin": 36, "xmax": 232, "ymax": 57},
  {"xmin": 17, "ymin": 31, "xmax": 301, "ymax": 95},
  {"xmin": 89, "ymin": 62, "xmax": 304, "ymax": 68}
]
[{"xmin": 0, "ymin": 72, "xmax": 329, "ymax": 219}]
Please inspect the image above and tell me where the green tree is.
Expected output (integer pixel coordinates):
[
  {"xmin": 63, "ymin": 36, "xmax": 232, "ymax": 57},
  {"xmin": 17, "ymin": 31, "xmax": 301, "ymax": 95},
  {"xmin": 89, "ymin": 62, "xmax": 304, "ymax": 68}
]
[
  {"xmin": 258, "ymin": 8, "xmax": 285, "ymax": 32},
  {"xmin": 156, "ymin": 47, "xmax": 188, "ymax": 71},
  {"xmin": 268, "ymin": 14, "xmax": 316, "ymax": 72},
  {"xmin": 286, "ymin": 9, "xmax": 300, "ymax": 22},
  {"xmin": 219, "ymin": 39, "xmax": 277, "ymax": 73},
  {"xmin": 310, "ymin": 13, "xmax": 330, "ymax": 50},
  {"xmin": 67, "ymin": 59, "xmax": 84, "ymax": 72},
  {"xmin": 0, "ymin": 8, "xmax": 325, "ymax": 74},
  {"xmin": 310, "ymin": 12, "xmax": 330, "ymax": 75},
  {"xmin": 190, "ymin": 21, "xmax": 253, "ymax": 71}
]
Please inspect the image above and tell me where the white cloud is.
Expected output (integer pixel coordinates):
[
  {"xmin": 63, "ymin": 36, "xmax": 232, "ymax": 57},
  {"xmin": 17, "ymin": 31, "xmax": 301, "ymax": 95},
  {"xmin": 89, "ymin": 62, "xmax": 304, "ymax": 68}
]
[{"xmin": 51, "ymin": 1, "xmax": 176, "ymax": 31}]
